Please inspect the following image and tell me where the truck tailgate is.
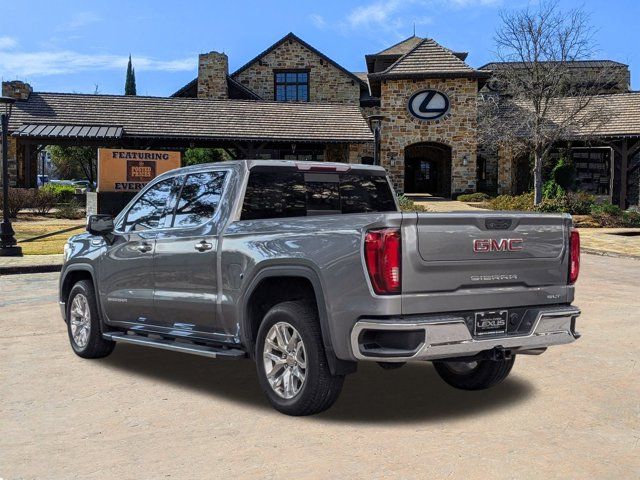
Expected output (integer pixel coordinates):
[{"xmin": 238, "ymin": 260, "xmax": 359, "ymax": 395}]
[{"xmin": 401, "ymin": 212, "xmax": 573, "ymax": 315}]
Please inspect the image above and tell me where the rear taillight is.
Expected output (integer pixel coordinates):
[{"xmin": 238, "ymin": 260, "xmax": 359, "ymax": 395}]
[
  {"xmin": 364, "ymin": 228, "xmax": 401, "ymax": 295},
  {"xmin": 569, "ymin": 229, "xmax": 580, "ymax": 284}
]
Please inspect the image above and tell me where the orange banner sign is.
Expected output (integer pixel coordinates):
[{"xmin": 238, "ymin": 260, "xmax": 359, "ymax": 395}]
[{"xmin": 97, "ymin": 148, "xmax": 181, "ymax": 192}]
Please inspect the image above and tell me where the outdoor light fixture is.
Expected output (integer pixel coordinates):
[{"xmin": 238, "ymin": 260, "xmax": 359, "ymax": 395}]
[
  {"xmin": 462, "ymin": 155, "xmax": 469, "ymax": 167},
  {"xmin": 0, "ymin": 95, "xmax": 22, "ymax": 256},
  {"xmin": 368, "ymin": 115, "xmax": 385, "ymax": 166}
]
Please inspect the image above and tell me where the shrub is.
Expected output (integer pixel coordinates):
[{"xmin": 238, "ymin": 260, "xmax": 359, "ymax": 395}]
[
  {"xmin": 457, "ymin": 192, "xmax": 490, "ymax": 202},
  {"xmin": 536, "ymin": 192, "xmax": 596, "ymax": 215},
  {"xmin": 0, "ymin": 188, "xmax": 34, "ymax": 218},
  {"xmin": 397, "ymin": 195, "xmax": 429, "ymax": 212},
  {"xmin": 54, "ymin": 199, "xmax": 84, "ymax": 219},
  {"xmin": 542, "ymin": 179, "xmax": 564, "ymax": 199},
  {"xmin": 42, "ymin": 184, "xmax": 76, "ymax": 203},
  {"xmin": 487, "ymin": 192, "xmax": 535, "ymax": 211},
  {"xmin": 32, "ymin": 188, "xmax": 57, "ymax": 215},
  {"xmin": 590, "ymin": 202, "xmax": 622, "ymax": 216},
  {"xmin": 552, "ymin": 157, "xmax": 576, "ymax": 190}
]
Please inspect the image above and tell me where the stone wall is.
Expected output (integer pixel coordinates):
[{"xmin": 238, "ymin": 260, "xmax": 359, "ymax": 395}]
[
  {"xmin": 2, "ymin": 80, "xmax": 32, "ymax": 100},
  {"xmin": 348, "ymin": 142, "xmax": 374, "ymax": 163},
  {"xmin": 378, "ymin": 77, "xmax": 478, "ymax": 195},
  {"xmin": 197, "ymin": 52, "xmax": 228, "ymax": 100},
  {"xmin": 233, "ymin": 38, "xmax": 361, "ymax": 104}
]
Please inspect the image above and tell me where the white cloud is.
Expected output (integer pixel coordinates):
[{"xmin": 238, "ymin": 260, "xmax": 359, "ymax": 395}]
[
  {"xmin": 66, "ymin": 12, "xmax": 101, "ymax": 29},
  {"xmin": 0, "ymin": 36, "xmax": 17, "ymax": 50},
  {"xmin": 310, "ymin": 13, "xmax": 326, "ymax": 28},
  {"xmin": 347, "ymin": 0, "xmax": 404, "ymax": 28},
  {"xmin": 0, "ymin": 50, "xmax": 196, "ymax": 77}
]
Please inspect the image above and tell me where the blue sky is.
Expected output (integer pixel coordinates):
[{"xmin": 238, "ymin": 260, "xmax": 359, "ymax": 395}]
[{"xmin": 1, "ymin": 0, "xmax": 638, "ymax": 96}]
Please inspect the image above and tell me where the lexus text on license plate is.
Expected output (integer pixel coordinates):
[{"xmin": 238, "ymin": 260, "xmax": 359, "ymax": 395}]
[{"xmin": 474, "ymin": 310, "xmax": 508, "ymax": 336}]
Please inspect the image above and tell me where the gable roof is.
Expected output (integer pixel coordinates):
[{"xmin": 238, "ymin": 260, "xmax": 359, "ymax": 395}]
[
  {"xmin": 8, "ymin": 92, "xmax": 374, "ymax": 144},
  {"xmin": 370, "ymin": 38, "xmax": 489, "ymax": 79},
  {"xmin": 231, "ymin": 32, "xmax": 366, "ymax": 87}
]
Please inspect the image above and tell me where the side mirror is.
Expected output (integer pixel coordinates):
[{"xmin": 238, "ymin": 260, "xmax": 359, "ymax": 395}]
[{"xmin": 87, "ymin": 214, "xmax": 114, "ymax": 236}]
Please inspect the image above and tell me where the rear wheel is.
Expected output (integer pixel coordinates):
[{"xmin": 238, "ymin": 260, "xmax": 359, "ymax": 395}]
[
  {"xmin": 433, "ymin": 356, "xmax": 515, "ymax": 390},
  {"xmin": 66, "ymin": 280, "xmax": 115, "ymax": 359},
  {"xmin": 255, "ymin": 301, "xmax": 344, "ymax": 416}
]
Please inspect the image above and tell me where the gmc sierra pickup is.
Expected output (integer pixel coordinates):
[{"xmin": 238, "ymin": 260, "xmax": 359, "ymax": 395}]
[{"xmin": 60, "ymin": 160, "xmax": 581, "ymax": 415}]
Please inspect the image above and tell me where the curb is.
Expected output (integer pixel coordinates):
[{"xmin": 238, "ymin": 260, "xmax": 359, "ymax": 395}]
[
  {"xmin": 0, "ymin": 264, "xmax": 62, "ymax": 275},
  {"xmin": 582, "ymin": 248, "xmax": 640, "ymax": 261}
]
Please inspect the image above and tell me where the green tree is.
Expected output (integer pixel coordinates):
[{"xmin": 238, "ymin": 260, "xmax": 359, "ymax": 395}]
[
  {"xmin": 183, "ymin": 148, "xmax": 229, "ymax": 166},
  {"xmin": 48, "ymin": 146, "xmax": 97, "ymax": 184},
  {"xmin": 125, "ymin": 54, "xmax": 137, "ymax": 96}
]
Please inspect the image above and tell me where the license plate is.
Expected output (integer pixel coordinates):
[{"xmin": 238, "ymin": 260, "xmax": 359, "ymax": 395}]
[{"xmin": 474, "ymin": 310, "xmax": 508, "ymax": 336}]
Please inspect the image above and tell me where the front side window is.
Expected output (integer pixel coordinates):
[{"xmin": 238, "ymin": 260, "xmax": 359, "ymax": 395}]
[
  {"xmin": 122, "ymin": 178, "xmax": 175, "ymax": 232},
  {"xmin": 172, "ymin": 171, "xmax": 226, "ymax": 228},
  {"xmin": 275, "ymin": 71, "xmax": 309, "ymax": 102}
]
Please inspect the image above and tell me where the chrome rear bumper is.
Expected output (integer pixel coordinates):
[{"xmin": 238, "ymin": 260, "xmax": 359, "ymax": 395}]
[{"xmin": 350, "ymin": 306, "xmax": 580, "ymax": 362}]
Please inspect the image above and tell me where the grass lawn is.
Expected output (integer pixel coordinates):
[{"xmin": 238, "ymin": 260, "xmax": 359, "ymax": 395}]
[{"xmin": 12, "ymin": 214, "xmax": 85, "ymax": 255}]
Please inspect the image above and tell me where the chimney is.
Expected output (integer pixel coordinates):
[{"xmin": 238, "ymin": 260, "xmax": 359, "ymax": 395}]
[
  {"xmin": 197, "ymin": 52, "xmax": 228, "ymax": 100},
  {"xmin": 2, "ymin": 80, "xmax": 32, "ymax": 100}
]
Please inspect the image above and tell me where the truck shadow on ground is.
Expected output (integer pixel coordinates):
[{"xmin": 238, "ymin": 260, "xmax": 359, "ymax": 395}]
[{"xmin": 103, "ymin": 344, "xmax": 535, "ymax": 424}]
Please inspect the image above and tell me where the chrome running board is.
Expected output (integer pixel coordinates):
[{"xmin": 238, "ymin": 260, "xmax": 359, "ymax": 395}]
[{"xmin": 103, "ymin": 332, "xmax": 246, "ymax": 359}]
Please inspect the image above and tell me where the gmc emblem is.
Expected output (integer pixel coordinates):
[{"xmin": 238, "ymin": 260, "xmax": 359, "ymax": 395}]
[{"xmin": 473, "ymin": 238, "xmax": 524, "ymax": 253}]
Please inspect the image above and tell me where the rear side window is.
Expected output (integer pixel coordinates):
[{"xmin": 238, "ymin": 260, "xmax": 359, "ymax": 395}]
[
  {"xmin": 172, "ymin": 171, "xmax": 226, "ymax": 227},
  {"xmin": 240, "ymin": 168, "xmax": 396, "ymax": 220}
]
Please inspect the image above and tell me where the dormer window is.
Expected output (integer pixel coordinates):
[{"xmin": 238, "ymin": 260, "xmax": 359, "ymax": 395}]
[{"xmin": 275, "ymin": 70, "xmax": 309, "ymax": 102}]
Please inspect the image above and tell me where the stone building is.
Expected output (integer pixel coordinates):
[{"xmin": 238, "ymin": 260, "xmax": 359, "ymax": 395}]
[{"xmin": 3, "ymin": 32, "xmax": 640, "ymax": 206}]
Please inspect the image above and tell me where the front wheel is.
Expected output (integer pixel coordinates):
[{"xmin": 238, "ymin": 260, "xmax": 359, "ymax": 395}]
[
  {"xmin": 433, "ymin": 356, "xmax": 515, "ymax": 390},
  {"xmin": 66, "ymin": 280, "xmax": 115, "ymax": 359},
  {"xmin": 255, "ymin": 301, "xmax": 344, "ymax": 416}
]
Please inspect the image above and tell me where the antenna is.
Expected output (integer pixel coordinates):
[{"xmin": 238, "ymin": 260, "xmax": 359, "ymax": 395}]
[{"xmin": 413, "ymin": 22, "xmax": 416, "ymax": 37}]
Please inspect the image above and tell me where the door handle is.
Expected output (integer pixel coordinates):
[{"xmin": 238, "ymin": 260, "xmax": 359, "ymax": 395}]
[
  {"xmin": 136, "ymin": 242, "xmax": 153, "ymax": 253},
  {"xmin": 194, "ymin": 240, "xmax": 213, "ymax": 252}
]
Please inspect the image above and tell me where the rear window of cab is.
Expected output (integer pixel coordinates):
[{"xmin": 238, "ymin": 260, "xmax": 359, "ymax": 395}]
[{"xmin": 240, "ymin": 167, "xmax": 397, "ymax": 220}]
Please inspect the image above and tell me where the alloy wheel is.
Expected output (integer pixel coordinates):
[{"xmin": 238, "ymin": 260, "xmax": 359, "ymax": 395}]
[
  {"xmin": 70, "ymin": 293, "xmax": 91, "ymax": 349},
  {"xmin": 263, "ymin": 321, "xmax": 307, "ymax": 399}
]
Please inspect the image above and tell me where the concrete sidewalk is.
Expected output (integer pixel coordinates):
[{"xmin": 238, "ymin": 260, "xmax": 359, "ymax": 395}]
[{"xmin": 0, "ymin": 254, "xmax": 63, "ymax": 275}]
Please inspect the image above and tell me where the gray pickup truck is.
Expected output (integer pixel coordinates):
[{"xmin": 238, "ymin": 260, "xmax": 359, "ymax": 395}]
[{"xmin": 59, "ymin": 160, "xmax": 581, "ymax": 415}]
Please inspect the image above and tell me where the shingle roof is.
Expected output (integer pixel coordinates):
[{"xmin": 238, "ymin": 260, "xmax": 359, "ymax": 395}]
[
  {"xmin": 370, "ymin": 38, "xmax": 490, "ymax": 79},
  {"xmin": 503, "ymin": 92, "xmax": 640, "ymax": 138},
  {"xmin": 8, "ymin": 92, "xmax": 374, "ymax": 143},
  {"xmin": 479, "ymin": 60, "xmax": 628, "ymax": 71},
  {"xmin": 373, "ymin": 36, "xmax": 424, "ymax": 56}
]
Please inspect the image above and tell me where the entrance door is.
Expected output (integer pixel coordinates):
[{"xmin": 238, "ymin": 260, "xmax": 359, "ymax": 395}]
[
  {"xmin": 404, "ymin": 142, "xmax": 452, "ymax": 196},
  {"xmin": 405, "ymin": 159, "xmax": 438, "ymax": 194}
]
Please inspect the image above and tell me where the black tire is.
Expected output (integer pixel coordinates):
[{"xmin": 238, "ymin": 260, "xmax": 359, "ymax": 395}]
[
  {"xmin": 66, "ymin": 280, "xmax": 115, "ymax": 359},
  {"xmin": 433, "ymin": 356, "xmax": 515, "ymax": 391},
  {"xmin": 377, "ymin": 362, "xmax": 406, "ymax": 370},
  {"xmin": 255, "ymin": 300, "xmax": 344, "ymax": 416}
]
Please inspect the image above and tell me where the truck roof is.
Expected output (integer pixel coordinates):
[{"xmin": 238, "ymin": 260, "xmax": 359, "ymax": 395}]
[{"xmin": 174, "ymin": 159, "xmax": 387, "ymax": 174}]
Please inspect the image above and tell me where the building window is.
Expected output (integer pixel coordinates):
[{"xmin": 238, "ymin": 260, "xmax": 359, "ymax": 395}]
[{"xmin": 275, "ymin": 71, "xmax": 309, "ymax": 102}]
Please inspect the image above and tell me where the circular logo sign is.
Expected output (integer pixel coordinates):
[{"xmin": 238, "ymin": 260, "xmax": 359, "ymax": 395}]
[{"xmin": 407, "ymin": 90, "xmax": 450, "ymax": 121}]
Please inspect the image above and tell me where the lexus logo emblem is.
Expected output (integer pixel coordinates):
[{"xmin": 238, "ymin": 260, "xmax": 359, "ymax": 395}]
[
  {"xmin": 473, "ymin": 238, "xmax": 524, "ymax": 253},
  {"xmin": 407, "ymin": 90, "xmax": 450, "ymax": 120}
]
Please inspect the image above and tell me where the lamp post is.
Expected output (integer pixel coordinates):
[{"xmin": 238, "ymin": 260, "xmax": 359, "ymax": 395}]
[
  {"xmin": 368, "ymin": 115, "xmax": 385, "ymax": 166},
  {"xmin": 0, "ymin": 95, "xmax": 21, "ymax": 256}
]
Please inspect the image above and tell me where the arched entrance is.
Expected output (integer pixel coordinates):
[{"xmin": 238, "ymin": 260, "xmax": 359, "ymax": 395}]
[{"xmin": 404, "ymin": 142, "xmax": 452, "ymax": 197}]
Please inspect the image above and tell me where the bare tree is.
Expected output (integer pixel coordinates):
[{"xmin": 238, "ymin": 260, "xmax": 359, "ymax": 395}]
[{"xmin": 479, "ymin": 0, "xmax": 614, "ymax": 204}]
